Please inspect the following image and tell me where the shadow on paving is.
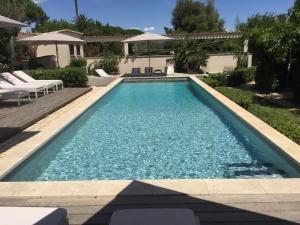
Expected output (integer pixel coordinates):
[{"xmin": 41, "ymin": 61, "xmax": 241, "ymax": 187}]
[
  {"xmin": 0, "ymin": 87, "xmax": 92, "ymax": 144},
  {"xmin": 82, "ymin": 180, "xmax": 299, "ymax": 225},
  {"xmin": 0, "ymin": 129, "xmax": 39, "ymax": 152}
]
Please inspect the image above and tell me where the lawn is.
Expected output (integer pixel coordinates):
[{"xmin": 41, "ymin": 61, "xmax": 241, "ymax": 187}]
[{"xmin": 210, "ymin": 86, "xmax": 300, "ymax": 145}]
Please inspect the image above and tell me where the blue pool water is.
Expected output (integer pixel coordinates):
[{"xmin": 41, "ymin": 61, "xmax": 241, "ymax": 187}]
[{"xmin": 4, "ymin": 80, "xmax": 300, "ymax": 181}]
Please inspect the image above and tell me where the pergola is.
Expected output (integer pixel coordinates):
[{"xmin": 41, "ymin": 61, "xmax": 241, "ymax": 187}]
[
  {"xmin": 84, "ymin": 32, "xmax": 243, "ymax": 42},
  {"xmin": 83, "ymin": 32, "xmax": 248, "ymax": 57}
]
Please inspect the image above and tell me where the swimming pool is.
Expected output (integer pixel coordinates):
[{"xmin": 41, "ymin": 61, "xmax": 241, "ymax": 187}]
[{"xmin": 4, "ymin": 80, "xmax": 300, "ymax": 181}]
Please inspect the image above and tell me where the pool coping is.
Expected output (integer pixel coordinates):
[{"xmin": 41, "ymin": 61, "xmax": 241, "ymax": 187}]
[
  {"xmin": 0, "ymin": 75, "xmax": 299, "ymax": 198},
  {"xmin": 190, "ymin": 76, "xmax": 300, "ymax": 166}
]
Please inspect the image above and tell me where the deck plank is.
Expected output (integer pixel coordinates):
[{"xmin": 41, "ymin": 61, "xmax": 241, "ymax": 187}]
[
  {"xmin": 0, "ymin": 194, "xmax": 299, "ymax": 225},
  {"xmin": 0, "ymin": 87, "xmax": 91, "ymax": 143}
]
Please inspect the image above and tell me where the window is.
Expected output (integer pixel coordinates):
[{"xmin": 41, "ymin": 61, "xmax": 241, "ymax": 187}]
[
  {"xmin": 69, "ymin": 44, "xmax": 74, "ymax": 56},
  {"xmin": 76, "ymin": 45, "xmax": 81, "ymax": 56}
]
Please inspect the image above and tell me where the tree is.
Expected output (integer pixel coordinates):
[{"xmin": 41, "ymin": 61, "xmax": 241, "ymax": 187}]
[
  {"xmin": 0, "ymin": 0, "xmax": 48, "ymax": 65},
  {"xmin": 174, "ymin": 40, "xmax": 209, "ymax": 73},
  {"xmin": 289, "ymin": 0, "xmax": 300, "ymax": 100},
  {"xmin": 238, "ymin": 13, "xmax": 291, "ymax": 91},
  {"xmin": 170, "ymin": 0, "xmax": 224, "ymax": 33},
  {"xmin": 0, "ymin": 0, "xmax": 48, "ymax": 26},
  {"xmin": 239, "ymin": 0, "xmax": 300, "ymax": 95}
]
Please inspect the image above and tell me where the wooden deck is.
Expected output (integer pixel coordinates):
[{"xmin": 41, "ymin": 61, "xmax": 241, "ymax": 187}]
[
  {"xmin": 0, "ymin": 181, "xmax": 299, "ymax": 225},
  {"xmin": 0, "ymin": 87, "xmax": 91, "ymax": 143}
]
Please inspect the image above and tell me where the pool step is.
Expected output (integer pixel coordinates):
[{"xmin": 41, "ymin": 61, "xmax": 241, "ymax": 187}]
[{"xmin": 225, "ymin": 163, "xmax": 284, "ymax": 178}]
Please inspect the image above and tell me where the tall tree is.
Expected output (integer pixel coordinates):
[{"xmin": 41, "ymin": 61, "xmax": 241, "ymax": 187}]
[
  {"xmin": 0, "ymin": 0, "xmax": 48, "ymax": 65},
  {"xmin": 0, "ymin": 0, "xmax": 48, "ymax": 26},
  {"xmin": 74, "ymin": 0, "xmax": 79, "ymax": 19},
  {"xmin": 170, "ymin": 0, "xmax": 224, "ymax": 33}
]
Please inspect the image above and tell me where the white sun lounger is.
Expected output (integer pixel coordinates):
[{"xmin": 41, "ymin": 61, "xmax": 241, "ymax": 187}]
[
  {"xmin": 13, "ymin": 70, "xmax": 64, "ymax": 91},
  {"xmin": 0, "ymin": 207, "xmax": 68, "ymax": 225},
  {"xmin": 109, "ymin": 209, "xmax": 198, "ymax": 225},
  {"xmin": 0, "ymin": 77, "xmax": 45, "ymax": 99},
  {"xmin": 0, "ymin": 89, "xmax": 30, "ymax": 106},
  {"xmin": 1, "ymin": 72, "xmax": 52, "ymax": 94},
  {"xmin": 95, "ymin": 69, "xmax": 114, "ymax": 77}
]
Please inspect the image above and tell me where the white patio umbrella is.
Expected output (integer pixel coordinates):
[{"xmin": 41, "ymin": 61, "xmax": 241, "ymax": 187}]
[
  {"xmin": 17, "ymin": 32, "xmax": 85, "ymax": 67},
  {"xmin": 0, "ymin": 15, "xmax": 28, "ymax": 28},
  {"xmin": 122, "ymin": 32, "xmax": 173, "ymax": 68}
]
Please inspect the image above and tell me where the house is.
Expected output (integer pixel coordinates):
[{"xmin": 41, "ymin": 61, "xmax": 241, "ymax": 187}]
[{"xmin": 16, "ymin": 29, "xmax": 85, "ymax": 68}]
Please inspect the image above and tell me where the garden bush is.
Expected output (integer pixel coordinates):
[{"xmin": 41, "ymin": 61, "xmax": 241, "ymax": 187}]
[
  {"xmin": 26, "ymin": 67, "xmax": 88, "ymax": 87},
  {"xmin": 202, "ymin": 77, "xmax": 221, "ymax": 87},
  {"xmin": 202, "ymin": 73, "xmax": 228, "ymax": 87},
  {"xmin": 255, "ymin": 60, "xmax": 285, "ymax": 92},
  {"xmin": 0, "ymin": 63, "xmax": 10, "ymax": 73},
  {"xmin": 215, "ymin": 87, "xmax": 253, "ymax": 109},
  {"xmin": 227, "ymin": 67, "xmax": 256, "ymax": 87},
  {"xmin": 88, "ymin": 53, "xmax": 119, "ymax": 75},
  {"xmin": 69, "ymin": 58, "xmax": 87, "ymax": 68}
]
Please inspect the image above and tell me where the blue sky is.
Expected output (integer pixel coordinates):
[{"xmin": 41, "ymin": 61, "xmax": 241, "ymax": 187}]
[{"xmin": 35, "ymin": 0, "xmax": 295, "ymax": 33}]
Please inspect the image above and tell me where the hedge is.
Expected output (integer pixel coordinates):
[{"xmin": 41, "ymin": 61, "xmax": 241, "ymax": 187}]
[
  {"xmin": 227, "ymin": 67, "xmax": 256, "ymax": 87},
  {"xmin": 203, "ymin": 73, "xmax": 228, "ymax": 87},
  {"xmin": 215, "ymin": 86, "xmax": 253, "ymax": 109},
  {"xmin": 69, "ymin": 58, "xmax": 87, "ymax": 68},
  {"xmin": 26, "ymin": 67, "xmax": 88, "ymax": 87},
  {"xmin": 202, "ymin": 77, "xmax": 222, "ymax": 88}
]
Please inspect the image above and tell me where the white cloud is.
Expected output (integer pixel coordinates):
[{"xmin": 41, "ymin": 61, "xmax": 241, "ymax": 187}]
[
  {"xmin": 144, "ymin": 26, "xmax": 155, "ymax": 32},
  {"xmin": 130, "ymin": 27, "xmax": 141, "ymax": 30},
  {"xmin": 33, "ymin": 0, "xmax": 47, "ymax": 4}
]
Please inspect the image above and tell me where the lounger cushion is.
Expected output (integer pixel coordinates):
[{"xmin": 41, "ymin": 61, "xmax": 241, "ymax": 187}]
[
  {"xmin": 0, "ymin": 73, "xmax": 46, "ymax": 89},
  {"xmin": 0, "ymin": 207, "xmax": 68, "ymax": 225},
  {"xmin": 13, "ymin": 71, "xmax": 63, "ymax": 86},
  {"xmin": 95, "ymin": 69, "xmax": 111, "ymax": 77},
  {"xmin": 109, "ymin": 209, "xmax": 197, "ymax": 225}
]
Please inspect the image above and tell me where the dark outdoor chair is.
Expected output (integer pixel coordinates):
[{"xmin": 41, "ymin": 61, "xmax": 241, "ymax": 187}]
[
  {"xmin": 145, "ymin": 67, "xmax": 153, "ymax": 76},
  {"xmin": 132, "ymin": 68, "xmax": 141, "ymax": 76}
]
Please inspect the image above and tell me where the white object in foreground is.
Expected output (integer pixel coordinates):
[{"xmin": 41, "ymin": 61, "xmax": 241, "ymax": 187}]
[
  {"xmin": 13, "ymin": 71, "xmax": 64, "ymax": 91},
  {"xmin": 0, "ymin": 90, "xmax": 30, "ymax": 106},
  {"xmin": 95, "ymin": 69, "xmax": 113, "ymax": 77},
  {"xmin": 0, "ymin": 77, "xmax": 45, "ymax": 99},
  {"xmin": 0, "ymin": 14, "xmax": 28, "ymax": 28},
  {"xmin": 109, "ymin": 209, "xmax": 198, "ymax": 225},
  {"xmin": 0, "ymin": 207, "xmax": 68, "ymax": 225}
]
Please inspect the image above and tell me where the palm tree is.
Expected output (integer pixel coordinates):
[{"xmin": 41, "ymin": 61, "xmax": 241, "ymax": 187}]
[
  {"xmin": 174, "ymin": 40, "xmax": 209, "ymax": 74},
  {"xmin": 74, "ymin": 0, "xmax": 79, "ymax": 19}
]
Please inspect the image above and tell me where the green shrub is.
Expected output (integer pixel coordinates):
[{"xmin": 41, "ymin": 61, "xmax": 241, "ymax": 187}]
[
  {"xmin": 215, "ymin": 87, "xmax": 253, "ymax": 109},
  {"xmin": 69, "ymin": 58, "xmax": 87, "ymax": 68},
  {"xmin": 26, "ymin": 67, "xmax": 88, "ymax": 87},
  {"xmin": 202, "ymin": 77, "xmax": 221, "ymax": 87},
  {"xmin": 88, "ymin": 53, "xmax": 119, "ymax": 75},
  {"xmin": 227, "ymin": 67, "xmax": 256, "ymax": 87},
  {"xmin": 0, "ymin": 63, "xmax": 10, "ymax": 73},
  {"xmin": 203, "ymin": 73, "xmax": 227, "ymax": 87},
  {"xmin": 255, "ymin": 59, "xmax": 286, "ymax": 92}
]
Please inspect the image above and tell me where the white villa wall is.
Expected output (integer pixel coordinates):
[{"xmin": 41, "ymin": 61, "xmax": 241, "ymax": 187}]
[
  {"xmin": 36, "ymin": 44, "xmax": 84, "ymax": 68},
  {"xmin": 86, "ymin": 53, "xmax": 248, "ymax": 75},
  {"xmin": 202, "ymin": 54, "xmax": 237, "ymax": 74}
]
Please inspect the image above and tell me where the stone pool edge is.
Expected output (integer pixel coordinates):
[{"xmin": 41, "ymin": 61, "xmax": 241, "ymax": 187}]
[
  {"xmin": 0, "ymin": 75, "xmax": 299, "ymax": 198},
  {"xmin": 190, "ymin": 76, "xmax": 300, "ymax": 166},
  {"xmin": 0, "ymin": 78, "xmax": 124, "ymax": 180}
]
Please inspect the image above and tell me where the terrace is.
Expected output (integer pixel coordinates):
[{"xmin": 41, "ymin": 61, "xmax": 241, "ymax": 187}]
[
  {"xmin": 1, "ymin": 0, "xmax": 300, "ymax": 224},
  {"xmin": 0, "ymin": 77, "xmax": 299, "ymax": 225}
]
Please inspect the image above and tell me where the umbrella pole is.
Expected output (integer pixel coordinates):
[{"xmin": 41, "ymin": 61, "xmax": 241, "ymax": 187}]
[
  {"xmin": 148, "ymin": 40, "xmax": 150, "ymax": 68},
  {"xmin": 55, "ymin": 41, "xmax": 60, "ymax": 68}
]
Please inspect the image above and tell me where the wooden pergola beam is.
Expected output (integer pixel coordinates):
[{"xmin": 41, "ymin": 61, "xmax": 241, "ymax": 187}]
[{"xmin": 84, "ymin": 32, "xmax": 243, "ymax": 43}]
